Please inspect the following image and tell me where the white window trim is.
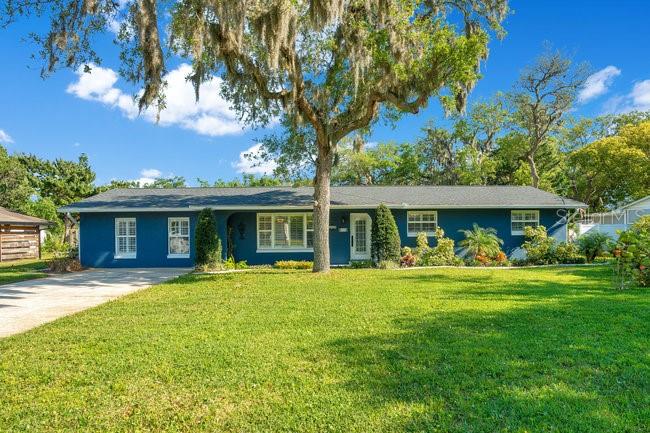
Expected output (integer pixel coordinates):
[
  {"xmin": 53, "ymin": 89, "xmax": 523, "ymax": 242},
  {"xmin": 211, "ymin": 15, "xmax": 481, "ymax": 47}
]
[
  {"xmin": 168, "ymin": 217, "xmax": 191, "ymax": 259},
  {"xmin": 511, "ymin": 210, "xmax": 540, "ymax": 235},
  {"xmin": 407, "ymin": 211, "xmax": 438, "ymax": 237},
  {"xmin": 114, "ymin": 217, "xmax": 136, "ymax": 259},
  {"xmin": 256, "ymin": 212, "xmax": 314, "ymax": 252}
]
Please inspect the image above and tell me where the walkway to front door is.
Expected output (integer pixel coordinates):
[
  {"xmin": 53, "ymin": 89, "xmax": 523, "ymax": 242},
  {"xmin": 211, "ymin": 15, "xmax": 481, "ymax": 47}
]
[{"xmin": 350, "ymin": 213, "xmax": 372, "ymax": 261}]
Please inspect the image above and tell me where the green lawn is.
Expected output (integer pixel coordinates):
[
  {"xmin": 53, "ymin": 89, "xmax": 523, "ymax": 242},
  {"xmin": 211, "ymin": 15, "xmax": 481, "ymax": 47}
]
[
  {"xmin": 0, "ymin": 257, "xmax": 49, "ymax": 285},
  {"xmin": 1, "ymin": 266, "xmax": 648, "ymax": 432}
]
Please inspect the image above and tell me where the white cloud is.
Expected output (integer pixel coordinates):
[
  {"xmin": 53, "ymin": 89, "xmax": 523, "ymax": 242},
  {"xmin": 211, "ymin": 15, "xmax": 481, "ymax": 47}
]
[
  {"xmin": 137, "ymin": 168, "xmax": 162, "ymax": 186},
  {"xmin": 630, "ymin": 80, "xmax": 650, "ymax": 110},
  {"xmin": 602, "ymin": 79, "xmax": 650, "ymax": 113},
  {"xmin": 0, "ymin": 129, "xmax": 13, "ymax": 144},
  {"xmin": 578, "ymin": 66, "xmax": 621, "ymax": 103},
  {"xmin": 67, "ymin": 63, "xmax": 245, "ymax": 136},
  {"xmin": 233, "ymin": 143, "xmax": 277, "ymax": 176}
]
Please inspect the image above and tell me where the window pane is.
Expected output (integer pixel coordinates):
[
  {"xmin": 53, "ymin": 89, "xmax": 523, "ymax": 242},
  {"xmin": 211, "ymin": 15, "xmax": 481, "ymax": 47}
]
[
  {"xmin": 180, "ymin": 220, "xmax": 189, "ymax": 236},
  {"xmin": 117, "ymin": 221, "xmax": 127, "ymax": 236},
  {"xmin": 289, "ymin": 215, "xmax": 304, "ymax": 246},
  {"xmin": 127, "ymin": 220, "xmax": 136, "ymax": 236},
  {"xmin": 259, "ymin": 232, "xmax": 272, "ymax": 248},
  {"xmin": 274, "ymin": 216, "xmax": 289, "ymax": 247},
  {"xmin": 258, "ymin": 215, "xmax": 272, "ymax": 231},
  {"xmin": 118, "ymin": 237, "xmax": 127, "ymax": 253},
  {"xmin": 306, "ymin": 231, "xmax": 313, "ymax": 248},
  {"xmin": 170, "ymin": 237, "xmax": 189, "ymax": 254},
  {"xmin": 128, "ymin": 236, "xmax": 136, "ymax": 252}
]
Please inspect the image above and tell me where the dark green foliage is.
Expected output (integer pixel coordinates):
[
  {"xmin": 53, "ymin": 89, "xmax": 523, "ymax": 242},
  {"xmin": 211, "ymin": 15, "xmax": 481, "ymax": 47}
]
[
  {"xmin": 522, "ymin": 226, "xmax": 585, "ymax": 265},
  {"xmin": 371, "ymin": 204, "xmax": 401, "ymax": 264},
  {"xmin": 0, "ymin": 145, "xmax": 32, "ymax": 211},
  {"xmin": 458, "ymin": 224, "xmax": 504, "ymax": 259},
  {"xmin": 577, "ymin": 232, "xmax": 612, "ymax": 263},
  {"xmin": 17, "ymin": 153, "xmax": 96, "ymax": 207},
  {"xmin": 613, "ymin": 220, "xmax": 650, "ymax": 289},
  {"xmin": 194, "ymin": 209, "xmax": 222, "ymax": 269}
]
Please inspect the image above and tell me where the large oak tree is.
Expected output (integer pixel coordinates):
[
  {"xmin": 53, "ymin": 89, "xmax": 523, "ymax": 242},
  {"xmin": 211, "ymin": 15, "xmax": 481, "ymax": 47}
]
[{"xmin": 3, "ymin": 0, "xmax": 508, "ymax": 271}]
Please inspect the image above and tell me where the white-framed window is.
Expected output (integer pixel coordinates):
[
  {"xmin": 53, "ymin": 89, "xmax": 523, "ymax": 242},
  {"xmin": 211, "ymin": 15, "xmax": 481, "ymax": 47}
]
[
  {"xmin": 257, "ymin": 213, "xmax": 314, "ymax": 251},
  {"xmin": 115, "ymin": 218, "xmax": 136, "ymax": 259},
  {"xmin": 511, "ymin": 210, "xmax": 539, "ymax": 235},
  {"xmin": 407, "ymin": 211, "xmax": 438, "ymax": 236},
  {"xmin": 168, "ymin": 217, "xmax": 190, "ymax": 258}
]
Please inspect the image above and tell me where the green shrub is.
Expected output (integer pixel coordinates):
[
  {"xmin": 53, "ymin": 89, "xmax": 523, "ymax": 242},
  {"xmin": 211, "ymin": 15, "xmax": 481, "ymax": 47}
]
[
  {"xmin": 554, "ymin": 242, "xmax": 585, "ymax": 264},
  {"xmin": 522, "ymin": 225, "xmax": 556, "ymax": 265},
  {"xmin": 521, "ymin": 226, "xmax": 585, "ymax": 265},
  {"xmin": 420, "ymin": 227, "xmax": 460, "ymax": 266},
  {"xmin": 458, "ymin": 224, "xmax": 503, "ymax": 259},
  {"xmin": 631, "ymin": 215, "xmax": 650, "ymax": 232},
  {"xmin": 613, "ymin": 222, "xmax": 650, "ymax": 289},
  {"xmin": 195, "ymin": 208, "xmax": 222, "ymax": 270},
  {"xmin": 415, "ymin": 232, "xmax": 430, "ymax": 256},
  {"xmin": 224, "ymin": 257, "xmax": 248, "ymax": 270},
  {"xmin": 274, "ymin": 260, "xmax": 313, "ymax": 270},
  {"xmin": 45, "ymin": 237, "xmax": 75, "ymax": 259},
  {"xmin": 371, "ymin": 204, "xmax": 401, "ymax": 264},
  {"xmin": 577, "ymin": 232, "xmax": 613, "ymax": 263}
]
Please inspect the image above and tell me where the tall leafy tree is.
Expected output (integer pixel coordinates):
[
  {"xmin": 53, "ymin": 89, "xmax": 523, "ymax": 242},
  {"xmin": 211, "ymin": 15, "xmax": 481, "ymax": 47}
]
[
  {"xmin": 17, "ymin": 153, "xmax": 96, "ymax": 207},
  {"xmin": 0, "ymin": 145, "xmax": 33, "ymax": 211},
  {"xmin": 508, "ymin": 50, "xmax": 588, "ymax": 187},
  {"xmin": 5, "ymin": 0, "xmax": 508, "ymax": 271},
  {"xmin": 568, "ymin": 121, "xmax": 650, "ymax": 209}
]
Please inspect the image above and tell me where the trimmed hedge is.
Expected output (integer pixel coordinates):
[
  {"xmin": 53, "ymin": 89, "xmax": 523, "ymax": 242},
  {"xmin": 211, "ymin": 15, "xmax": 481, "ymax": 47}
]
[
  {"xmin": 274, "ymin": 260, "xmax": 313, "ymax": 270},
  {"xmin": 195, "ymin": 208, "xmax": 222, "ymax": 270},
  {"xmin": 371, "ymin": 204, "xmax": 401, "ymax": 264}
]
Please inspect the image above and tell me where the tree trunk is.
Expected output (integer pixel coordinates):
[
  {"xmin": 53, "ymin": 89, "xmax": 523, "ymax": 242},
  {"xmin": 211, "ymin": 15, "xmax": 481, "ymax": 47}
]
[
  {"xmin": 527, "ymin": 154, "xmax": 540, "ymax": 188},
  {"xmin": 313, "ymin": 143, "xmax": 333, "ymax": 273}
]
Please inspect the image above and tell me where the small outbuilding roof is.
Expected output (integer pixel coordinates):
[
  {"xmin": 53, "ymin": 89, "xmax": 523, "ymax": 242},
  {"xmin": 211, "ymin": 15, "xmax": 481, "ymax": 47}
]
[
  {"xmin": 0, "ymin": 207, "xmax": 52, "ymax": 226},
  {"xmin": 59, "ymin": 185, "xmax": 586, "ymax": 213}
]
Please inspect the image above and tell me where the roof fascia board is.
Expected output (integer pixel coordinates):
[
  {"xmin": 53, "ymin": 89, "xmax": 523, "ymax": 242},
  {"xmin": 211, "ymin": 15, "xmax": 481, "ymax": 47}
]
[{"xmin": 59, "ymin": 203, "xmax": 587, "ymax": 213}]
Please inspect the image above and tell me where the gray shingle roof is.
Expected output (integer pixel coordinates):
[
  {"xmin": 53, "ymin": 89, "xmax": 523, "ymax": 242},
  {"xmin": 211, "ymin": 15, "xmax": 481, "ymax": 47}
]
[{"xmin": 59, "ymin": 186, "xmax": 586, "ymax": 212}]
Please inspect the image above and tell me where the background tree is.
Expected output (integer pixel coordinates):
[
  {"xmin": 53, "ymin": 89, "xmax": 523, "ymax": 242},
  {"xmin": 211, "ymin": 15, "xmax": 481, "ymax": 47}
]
[
  {"xmin": 17, "ymin": 153, "xmax": 96, "ymax": 207},
  {"xmin": 568, "ymin": 121, "xmax": 650, "ymax": 209},
  {"xmin": 145, "ymin": 176, "xmax": 187, "ymax": 189},
  {"xmin": 508, "ymin": 50, "xmax": 588, "ymax": 187},
  {"xmin": 0, "ymin": 145, "xmax": 32, "ymax": 211}
]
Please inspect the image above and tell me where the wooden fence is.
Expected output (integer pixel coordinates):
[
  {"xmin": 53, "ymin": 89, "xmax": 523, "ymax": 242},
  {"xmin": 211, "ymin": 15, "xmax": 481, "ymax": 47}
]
[{"xmin": 0, "ymin": 225, "xmax": 41, "ymax": 262}]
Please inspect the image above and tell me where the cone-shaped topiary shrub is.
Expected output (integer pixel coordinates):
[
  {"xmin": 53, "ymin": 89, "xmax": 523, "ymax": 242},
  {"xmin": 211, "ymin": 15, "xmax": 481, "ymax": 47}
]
[
  {"xmin": 195, "ymin": 208, "xmax": 222, "ymax": 270},
  {"xmin": 371, "ymin": 204, "xmax": 401, "ymax": 264}
]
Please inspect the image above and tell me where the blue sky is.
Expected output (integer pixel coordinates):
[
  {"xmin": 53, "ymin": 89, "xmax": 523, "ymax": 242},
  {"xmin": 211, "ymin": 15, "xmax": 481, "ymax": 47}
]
[{"xmin": 1, "ymin": 0, "xmax": 649, "ymax": 186}]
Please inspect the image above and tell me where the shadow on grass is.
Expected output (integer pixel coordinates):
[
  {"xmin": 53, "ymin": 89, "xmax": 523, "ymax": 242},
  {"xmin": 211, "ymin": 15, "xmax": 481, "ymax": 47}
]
[{"xmin": 326, "ymin": 274, "xmax": 649, "ymax": 432}]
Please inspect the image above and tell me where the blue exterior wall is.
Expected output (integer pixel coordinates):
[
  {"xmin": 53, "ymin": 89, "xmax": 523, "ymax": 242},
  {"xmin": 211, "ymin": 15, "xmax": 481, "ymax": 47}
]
[
  {"xmin": 79, "ymin": 207, "xmax": 569, "ymax": 267},
  {"xmin": 80, "ymin": 212, "xmax": 198, "ymax": 268},
  {"xmin": 393, "ymin": 208, "xmax": 567, "ymax": 254}
]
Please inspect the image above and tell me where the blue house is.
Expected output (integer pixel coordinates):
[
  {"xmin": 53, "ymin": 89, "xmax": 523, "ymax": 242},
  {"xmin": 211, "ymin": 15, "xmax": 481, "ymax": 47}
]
[{"xmin": 59, "ymin": 186, "xmax": 586, "ymax": 268}]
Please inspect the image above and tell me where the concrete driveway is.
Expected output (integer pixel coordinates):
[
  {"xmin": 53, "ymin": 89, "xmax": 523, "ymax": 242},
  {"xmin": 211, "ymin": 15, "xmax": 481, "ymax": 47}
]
[{"xmin": 0, "ymin": 268, "xmax": 190, "ymax": 338}]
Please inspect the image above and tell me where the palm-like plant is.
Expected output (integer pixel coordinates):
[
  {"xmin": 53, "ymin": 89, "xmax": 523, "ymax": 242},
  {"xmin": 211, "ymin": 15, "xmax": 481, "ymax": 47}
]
[{"xmin": 459, "ymin": 224, "xmax": 504, "ymax": 258}]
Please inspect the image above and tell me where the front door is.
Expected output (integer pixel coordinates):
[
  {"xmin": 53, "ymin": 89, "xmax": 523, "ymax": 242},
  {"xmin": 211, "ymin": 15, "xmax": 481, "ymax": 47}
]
[{"xmin": 350, "ymin": 213, "xmax": 372, "ymax": 261}]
